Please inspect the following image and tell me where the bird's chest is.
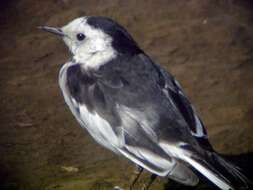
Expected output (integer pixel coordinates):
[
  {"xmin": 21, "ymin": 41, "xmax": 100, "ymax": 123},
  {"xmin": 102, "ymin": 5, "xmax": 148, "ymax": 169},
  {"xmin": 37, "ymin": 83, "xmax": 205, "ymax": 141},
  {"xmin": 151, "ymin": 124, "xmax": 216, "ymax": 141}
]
[
  {"xmin": 65, "ymin": 64, "xmax": 96, "ymax": 110},
  {"xmin": 59, "ymin": 63, "xmax": 121, "ymax": 153}
]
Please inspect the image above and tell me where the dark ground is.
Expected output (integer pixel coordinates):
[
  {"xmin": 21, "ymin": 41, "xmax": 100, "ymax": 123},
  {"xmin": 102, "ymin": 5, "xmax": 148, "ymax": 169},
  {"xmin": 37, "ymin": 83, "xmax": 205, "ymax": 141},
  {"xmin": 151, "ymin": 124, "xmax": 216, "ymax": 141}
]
[{"xmin": 0, "ymin": 0, "xmax": 253, "ymax": 190}]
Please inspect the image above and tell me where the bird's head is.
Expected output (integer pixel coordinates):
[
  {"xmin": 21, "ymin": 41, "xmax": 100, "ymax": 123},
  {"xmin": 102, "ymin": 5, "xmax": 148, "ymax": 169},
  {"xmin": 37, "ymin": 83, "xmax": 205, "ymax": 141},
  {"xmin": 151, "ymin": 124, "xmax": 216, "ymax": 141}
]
[{"xmin": 40, "ymin": 16, "xmax": 142, "ymax": 69}]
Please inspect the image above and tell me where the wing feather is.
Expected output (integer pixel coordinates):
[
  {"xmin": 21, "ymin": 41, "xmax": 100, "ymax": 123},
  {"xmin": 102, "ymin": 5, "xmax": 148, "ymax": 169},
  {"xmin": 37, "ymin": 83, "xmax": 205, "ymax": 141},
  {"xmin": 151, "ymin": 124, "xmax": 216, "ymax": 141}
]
[{"xmin": 150, "ymin": 61, "xmax": 214, "ymax": 151}]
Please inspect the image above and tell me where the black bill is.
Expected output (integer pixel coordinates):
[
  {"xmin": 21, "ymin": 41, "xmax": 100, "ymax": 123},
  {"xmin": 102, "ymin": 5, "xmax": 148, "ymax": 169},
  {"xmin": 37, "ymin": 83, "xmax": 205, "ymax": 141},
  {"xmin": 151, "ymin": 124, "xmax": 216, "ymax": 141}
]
[{"xmin": 38, "ymin": 26, "xmax": 66, "ymax": 37}]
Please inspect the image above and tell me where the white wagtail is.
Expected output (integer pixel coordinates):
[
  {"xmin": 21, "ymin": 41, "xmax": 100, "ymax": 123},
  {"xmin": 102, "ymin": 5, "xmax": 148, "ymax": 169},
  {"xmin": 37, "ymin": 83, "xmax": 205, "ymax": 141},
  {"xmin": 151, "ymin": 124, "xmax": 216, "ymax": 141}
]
[{"xmin": 40, "ymin": 16, "xmax": 248, "ymax": 190}]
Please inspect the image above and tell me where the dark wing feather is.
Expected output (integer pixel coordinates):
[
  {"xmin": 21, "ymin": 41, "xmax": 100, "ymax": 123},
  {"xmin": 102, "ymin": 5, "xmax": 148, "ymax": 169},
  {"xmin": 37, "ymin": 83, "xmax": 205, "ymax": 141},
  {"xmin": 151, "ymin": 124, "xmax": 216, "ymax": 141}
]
[{"xmin": 150, "ymin": 61, "xmax": 214, "ymax": 151}]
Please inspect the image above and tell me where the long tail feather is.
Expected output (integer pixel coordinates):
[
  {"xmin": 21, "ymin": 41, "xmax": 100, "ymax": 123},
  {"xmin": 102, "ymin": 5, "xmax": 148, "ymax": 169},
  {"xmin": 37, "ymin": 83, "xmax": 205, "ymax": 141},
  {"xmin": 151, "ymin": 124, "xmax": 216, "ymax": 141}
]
[
  {"xmin": 210, "ymin": 153, "xmax": 249, "ymax": 189},
  {"xmin": 183, "ymin": 151, "xmax": 249, "ymax": 190}
]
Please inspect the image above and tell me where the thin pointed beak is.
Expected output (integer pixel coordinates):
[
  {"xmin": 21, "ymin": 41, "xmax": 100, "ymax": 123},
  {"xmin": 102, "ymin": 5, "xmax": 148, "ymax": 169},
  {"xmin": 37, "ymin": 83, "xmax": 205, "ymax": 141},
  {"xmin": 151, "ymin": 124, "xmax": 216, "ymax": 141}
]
[{"xmin": 38, "ymin": 26, "xmax": 66, "ymax": 37}]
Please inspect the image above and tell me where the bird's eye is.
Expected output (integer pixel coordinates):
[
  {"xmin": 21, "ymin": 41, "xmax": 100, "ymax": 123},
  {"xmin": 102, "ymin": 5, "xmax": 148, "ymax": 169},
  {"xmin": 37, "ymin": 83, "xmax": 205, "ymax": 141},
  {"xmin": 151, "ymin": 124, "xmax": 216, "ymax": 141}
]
[{"xmin": 76, "ymin": 33, "xmax": 85, "ymax": 41}]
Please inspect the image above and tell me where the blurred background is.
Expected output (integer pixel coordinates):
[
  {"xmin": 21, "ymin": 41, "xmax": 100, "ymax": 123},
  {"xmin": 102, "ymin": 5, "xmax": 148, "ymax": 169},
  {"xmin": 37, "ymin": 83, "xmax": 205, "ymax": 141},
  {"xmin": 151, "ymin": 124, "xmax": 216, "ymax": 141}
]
[{"xmin": 0, "ymin": 0, "xmax": 253, "ymax": 190}]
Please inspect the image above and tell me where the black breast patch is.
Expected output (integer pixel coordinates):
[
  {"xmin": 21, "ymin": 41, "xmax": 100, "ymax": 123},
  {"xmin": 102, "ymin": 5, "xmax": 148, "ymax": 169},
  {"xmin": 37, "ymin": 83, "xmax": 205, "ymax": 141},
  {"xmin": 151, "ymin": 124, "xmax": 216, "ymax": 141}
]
[
  {"xmin": 66, "ymin": 64, "xmax": 97, "ymax": 110},
  {"xmin": 66, "ymin": 64, "xmax": 121, "ymax": 127}
]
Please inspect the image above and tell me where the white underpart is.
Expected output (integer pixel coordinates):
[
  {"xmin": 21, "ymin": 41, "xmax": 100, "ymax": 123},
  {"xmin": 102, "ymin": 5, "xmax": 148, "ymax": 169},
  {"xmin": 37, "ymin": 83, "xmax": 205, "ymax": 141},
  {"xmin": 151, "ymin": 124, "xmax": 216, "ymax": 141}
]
[
  {"xmin": 61, "ymin": 17, "xmax": 117, "ymax": 70},
  {"xmin": 159, "ymin": 142, "xmax": 233, "ymax": 190},
  {"xmin": 78, "ymin": 105, "xmax": 123, "ymax": 150}
]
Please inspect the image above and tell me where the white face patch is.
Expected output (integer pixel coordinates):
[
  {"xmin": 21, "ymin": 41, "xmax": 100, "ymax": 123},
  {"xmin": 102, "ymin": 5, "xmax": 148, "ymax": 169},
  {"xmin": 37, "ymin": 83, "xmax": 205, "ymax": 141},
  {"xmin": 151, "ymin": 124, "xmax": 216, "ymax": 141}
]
[{"xmin": 61, "ymin": 17, "xmax": 117, "ymax": 70}]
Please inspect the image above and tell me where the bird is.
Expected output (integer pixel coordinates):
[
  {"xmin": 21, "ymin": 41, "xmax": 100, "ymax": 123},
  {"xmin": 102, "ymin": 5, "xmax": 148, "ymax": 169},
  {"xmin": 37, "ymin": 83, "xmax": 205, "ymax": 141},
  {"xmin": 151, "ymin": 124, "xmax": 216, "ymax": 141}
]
[{"xmin": 39, "ymin": 16, "xmax": 249, "ymax": 190}]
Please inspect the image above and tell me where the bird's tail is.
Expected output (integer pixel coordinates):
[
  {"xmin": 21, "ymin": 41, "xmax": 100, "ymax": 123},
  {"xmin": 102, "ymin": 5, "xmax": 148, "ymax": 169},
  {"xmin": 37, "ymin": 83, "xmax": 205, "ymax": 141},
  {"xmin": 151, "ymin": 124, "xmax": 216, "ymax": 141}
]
[{"xmin": 183, "ymin": 151, "xmax": 249, "ymax": 190}]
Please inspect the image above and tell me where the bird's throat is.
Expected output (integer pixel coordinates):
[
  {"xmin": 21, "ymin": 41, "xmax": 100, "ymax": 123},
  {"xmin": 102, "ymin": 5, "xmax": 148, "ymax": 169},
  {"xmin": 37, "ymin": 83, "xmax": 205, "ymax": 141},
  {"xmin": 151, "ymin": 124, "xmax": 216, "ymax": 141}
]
[{"xmin": 73, "ymin": 48, "xmax": 116, "ymax": 70}]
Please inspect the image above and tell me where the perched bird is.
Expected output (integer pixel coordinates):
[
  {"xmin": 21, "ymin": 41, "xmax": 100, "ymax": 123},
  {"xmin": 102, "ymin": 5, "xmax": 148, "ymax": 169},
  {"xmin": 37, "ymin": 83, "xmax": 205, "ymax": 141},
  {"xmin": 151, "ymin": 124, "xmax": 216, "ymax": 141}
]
[{"xmin": 40, "ymin": 16, "xmax": 248, "ymax": 190}]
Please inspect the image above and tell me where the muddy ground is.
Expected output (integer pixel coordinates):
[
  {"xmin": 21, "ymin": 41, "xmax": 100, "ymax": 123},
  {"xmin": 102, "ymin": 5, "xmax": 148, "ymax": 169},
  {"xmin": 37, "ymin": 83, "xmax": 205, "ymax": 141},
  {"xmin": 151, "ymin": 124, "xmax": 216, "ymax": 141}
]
[{"xmin": 0, "ymin": 0, "xmax": 253, "ymax": 190}]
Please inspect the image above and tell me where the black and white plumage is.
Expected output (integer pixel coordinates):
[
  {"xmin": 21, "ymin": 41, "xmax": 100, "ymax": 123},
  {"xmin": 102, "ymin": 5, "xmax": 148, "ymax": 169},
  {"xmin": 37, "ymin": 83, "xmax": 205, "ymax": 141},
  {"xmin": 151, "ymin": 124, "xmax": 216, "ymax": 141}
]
[{"xmin": 40, "ymin": 16, "xmax": 248, "ymax": 190}]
